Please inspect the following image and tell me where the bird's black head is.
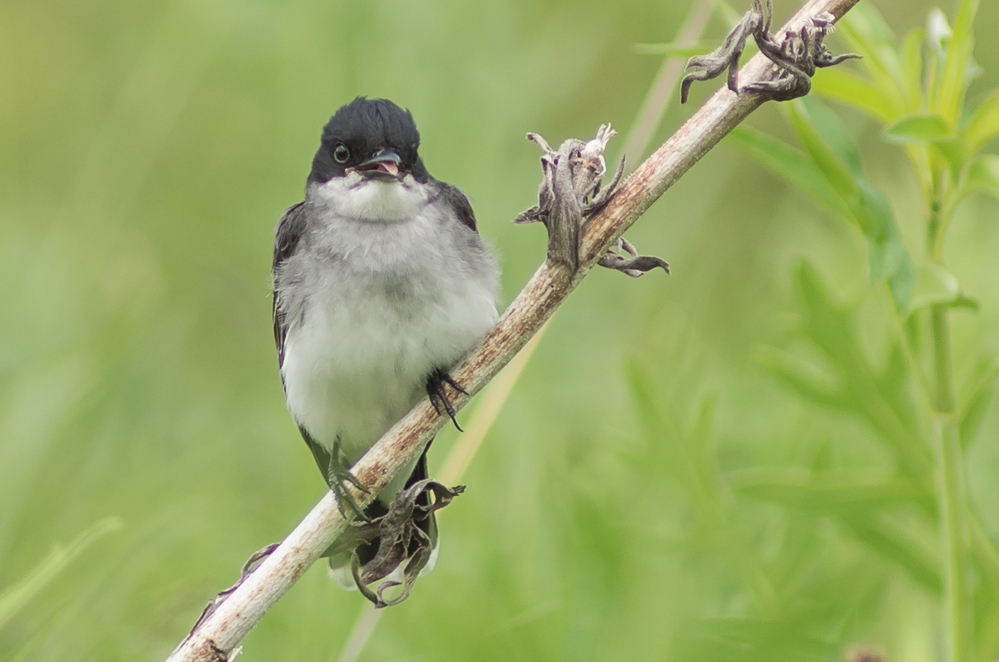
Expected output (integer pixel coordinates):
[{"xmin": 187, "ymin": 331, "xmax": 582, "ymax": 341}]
[{"xmin": 309, "ymin": 97, "xmax": 429, "ymax": 184}]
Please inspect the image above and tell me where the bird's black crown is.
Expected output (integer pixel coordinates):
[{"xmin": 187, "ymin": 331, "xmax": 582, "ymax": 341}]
[{"xmin": 310, "ymin": 97, "xmax": 428, "ymax": 183}]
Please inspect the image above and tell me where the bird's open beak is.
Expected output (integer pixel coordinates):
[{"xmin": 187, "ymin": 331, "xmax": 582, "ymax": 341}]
[{"xmin": 354, "ymin": 149, "xmax": 403, "ymax": 178}]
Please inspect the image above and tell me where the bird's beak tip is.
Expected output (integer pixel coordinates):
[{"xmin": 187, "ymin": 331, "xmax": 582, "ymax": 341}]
[{"xmin": 355, "ymin": 150, "xmax": 403, "ymax": 177}]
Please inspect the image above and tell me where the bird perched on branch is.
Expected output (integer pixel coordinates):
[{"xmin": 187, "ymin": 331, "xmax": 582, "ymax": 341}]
[{"xmin": 271, "ymin": 97, "xmax": 499, "ymax": 588}]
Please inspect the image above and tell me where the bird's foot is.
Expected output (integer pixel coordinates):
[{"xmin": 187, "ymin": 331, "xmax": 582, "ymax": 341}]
[
  {"xmin": 322, "ymin": 479, "xmax": 464, "ymax": 608},
  {"xmin": 426, "ymin": 368, "xmax": 467, "ymax": 431},
  {"xmin": 327, "ymin": 438, "xmax": 371, "ymax": 521}
]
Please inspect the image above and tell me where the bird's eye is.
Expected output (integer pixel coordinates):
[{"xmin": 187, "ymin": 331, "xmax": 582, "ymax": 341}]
[{"xmin": 333, "ymin": 144, "xmax": 350, "ymax": 164}]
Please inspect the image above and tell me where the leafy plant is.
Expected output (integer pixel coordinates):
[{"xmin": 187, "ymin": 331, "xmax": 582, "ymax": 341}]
[
  {"xmin": 718, "ymin": 1, "xmax": 999, "ymax": 659},
  {"xmin": 0, "ymin": 518, "xmax": 121, "ymax": 658}
]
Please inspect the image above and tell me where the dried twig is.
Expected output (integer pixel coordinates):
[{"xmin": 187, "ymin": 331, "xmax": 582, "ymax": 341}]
[{"xmin": 166, "ymin": 1, "xmax": 860, "ymax": 659}]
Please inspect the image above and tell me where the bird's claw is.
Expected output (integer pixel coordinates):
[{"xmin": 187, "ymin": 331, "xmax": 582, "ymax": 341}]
[
  {"xmin": 426, "ymin": 368, "xmax": 466, "ymax": 431},
  {"xmin": 328, "ymin": 438, "xmax": 371, "ymax": 521},
  {"xmin": 321, "ymin": 479, "xmax": 464, "ymax": 608}
]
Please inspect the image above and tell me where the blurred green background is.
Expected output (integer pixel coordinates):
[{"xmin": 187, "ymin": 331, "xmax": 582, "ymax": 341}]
[{"xmin": 2, "ymin": 0, "xmax": 998, "ymax": 660}]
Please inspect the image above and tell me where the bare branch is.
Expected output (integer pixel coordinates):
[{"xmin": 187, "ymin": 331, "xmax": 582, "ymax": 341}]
[{"xmin": 166, "ymin": 1, "xmax": 860, "ymax": 659}]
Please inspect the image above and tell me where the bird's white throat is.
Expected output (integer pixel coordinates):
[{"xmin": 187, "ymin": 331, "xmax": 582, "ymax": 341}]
[{"xmin": 314, "ymin": 172, "xmax": 429, "ymax": 223}]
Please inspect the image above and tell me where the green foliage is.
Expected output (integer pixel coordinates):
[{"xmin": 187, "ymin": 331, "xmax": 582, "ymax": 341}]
[
  {"xmin": 725, "ymin": 0, "xmax": 999, "ymax": 659},
  {"xmin": 0, "ymin": 518, "xmax": 121, "ymax": 632}
]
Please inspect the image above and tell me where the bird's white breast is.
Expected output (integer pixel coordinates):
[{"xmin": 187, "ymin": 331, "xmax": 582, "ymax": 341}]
[{"xmin": 277, "ymin": 176, "xmax": 498, "ymax": 499}]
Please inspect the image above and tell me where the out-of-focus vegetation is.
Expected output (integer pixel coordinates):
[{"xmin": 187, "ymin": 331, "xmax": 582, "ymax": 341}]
[{"xmin": 1, "ymin": 1, "xmax": 997, "ymax": 660}]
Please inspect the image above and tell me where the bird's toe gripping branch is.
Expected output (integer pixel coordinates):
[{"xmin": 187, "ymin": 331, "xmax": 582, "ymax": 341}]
[
  {"xmin": 326, "ymin": 479, "xmax": 464, "ymax": 608},
  {"xmin": 515, "ymin": 125, "xmax": 668, "ymax": 277},
  {"xmin": 327, "ymin": 438, "xmax": 372, "ymax": 521},
  {"xmin": 184, "ymin": 482, "xmax": 464, "ymax": 636},
  {"xmin": 680, "ymin": 0, "xmax": 860, "ymax": 104},
  {"xmin": 426, "ymin": 367, "xmax": 467, "ymax": 431}
]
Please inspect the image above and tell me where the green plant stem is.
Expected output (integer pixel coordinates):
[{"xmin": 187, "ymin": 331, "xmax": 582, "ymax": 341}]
[
  {"xmin": 931, "ymin": 306, "xmax": 955, "ymax": 413},
  {"xmin": 971, "ymin": 520, "xmax": 999, "ymax": 660},
  {"xmin": 931, "ymin": 303, "xmax": 970, "ymax": 662},
  {"xmin": 923, "ymin": 109, "xmax": 973, "ymax": 659}
]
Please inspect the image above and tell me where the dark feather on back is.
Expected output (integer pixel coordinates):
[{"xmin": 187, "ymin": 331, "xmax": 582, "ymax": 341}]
[{"xmin": 272, "ymin": 202, "xmax": 307, "ymax": 370}]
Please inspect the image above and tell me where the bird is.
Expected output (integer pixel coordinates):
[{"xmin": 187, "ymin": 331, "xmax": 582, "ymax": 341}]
[{"xmin": 271, "ymin": 97, "xmax": 499, "ymax": 588}]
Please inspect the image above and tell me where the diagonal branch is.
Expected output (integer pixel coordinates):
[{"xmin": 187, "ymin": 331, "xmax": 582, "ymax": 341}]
[{"xmin": 166, "ymin": 1, "xmax": 860, "ymax": 659}]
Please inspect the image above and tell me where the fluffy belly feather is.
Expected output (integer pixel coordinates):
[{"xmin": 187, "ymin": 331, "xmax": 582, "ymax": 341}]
[{"xmin": 280, "ymin": 271, "xmax": 496, "ymax": 467}]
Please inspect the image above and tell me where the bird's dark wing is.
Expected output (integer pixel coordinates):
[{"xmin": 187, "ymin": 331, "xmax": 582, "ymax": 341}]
[
  {"xmin": 272, "ymin": 202, "xmax": 307, "ymax": 370},
  {"xmin": 433, "ymin": 180, "xmax": 478, "ymax": 232}
]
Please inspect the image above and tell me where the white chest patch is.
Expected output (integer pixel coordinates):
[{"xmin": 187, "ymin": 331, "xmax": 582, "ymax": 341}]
[{"xmin": 315, "ymin": 171, "xmax": 427, "ymax": 222}]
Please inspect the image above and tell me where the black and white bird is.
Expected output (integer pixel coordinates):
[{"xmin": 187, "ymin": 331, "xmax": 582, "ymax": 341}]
[{"xmin": 271, "ymin": 97, "xmax": 499, "ymax": 587}]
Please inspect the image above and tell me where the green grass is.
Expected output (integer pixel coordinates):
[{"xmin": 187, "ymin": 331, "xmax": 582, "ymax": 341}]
[{"xmin": 1, "ymin": 0, "xmax": 999, "ymax": 660}]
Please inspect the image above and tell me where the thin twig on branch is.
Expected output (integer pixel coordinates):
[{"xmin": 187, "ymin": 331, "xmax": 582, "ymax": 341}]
[{"xmin": 166, "ymin": 1, "xmax": 860, "ymax": 659}]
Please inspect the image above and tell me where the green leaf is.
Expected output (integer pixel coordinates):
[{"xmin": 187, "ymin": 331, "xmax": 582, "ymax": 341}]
[
  {"xmin": 790, "ymin": 100, "xmax": 882, "ymax": 236},
  {"xmin": 957, "ymin": 154, "xmax": 999, "ymax": 201},
  {"xmin": 0, "ymin": 517, "xmax": 122, "ymax": 631},
  {"xmin": 908, "ymin": 263, "xmax": 961, "ymax": 312},
  {"xmin": 730, "ymin": 469, "xmax": 940, "ymax": 592},
  {"xmin": 689, "ymin": 394, "xmax": 717, "ymax": 479},
  {"xmin": 623, "ymin": 359, "xmax": 687, "ymax": 485},
  {"xmin": 901, "ymin": 29, "xmax": 926, "ymax": 109},
  {"xmin": 960, "ymin": 361, "xmax": 998, "ymax": 448},
  {"xmin": 757, "ymin": 346, "xmax": 848, "ymax": 411},
  {"xmin": 726, "ymin": 127, "xmax": 850, "ymax": 219},
  {"xmin": 788, "ymin": 100, "xmax": 915, "ymax": 310},
  {"xmin": 932, "ymin": 137, "xmax": 970, "ymax": 174},
  {"xmin": 843, "ymin": 516, "xmax": 942, "ymax": 593},
  {"xmin": 790, "ymin": 264, "xmax": 932, "ymax": 478},
  {"xmin": 871, "ymin": 344, "xmax": 922, "ymax": 435},
  {"xmin": 869, "ymin": 220, "xmax": 917, "ymax": 311},
  {"xmin": 800, "ymin": 96, "xmax": 864, "ymax": 177},
  {"xmin": 963, "ymin": 89, "xmax": 999, "ymax": 152},
  {"xmin": 837, "ymin": 4, "xmax": 911, "ymax": 112},
  {"xmin": 624, "ymin": 361, "xmax": 720, "ymax": 515},
  {"xmin": 728, "ymin": 469, "xmax": 931, "ymax": 511},
  {"xmin": 795, "ymin": 263, "xmax": 860, "ymax": 366},
  {"xmin": 624, "ymin": 359, "xmax": 668, "ymax": 441},
  {"xmin": 937, "ymin": 0, "xmax": 981, "ymax": 124},
  {"xmin": 813, "ymin": 67, "xmax": 897, "ymax": 123},
  {"xmin": 787, "ymin": 103, "xmax": 863, "ymax": 229},
  {"xmin": 884, "ymin": 114, "xmax": 953, "ymax": 143}
]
